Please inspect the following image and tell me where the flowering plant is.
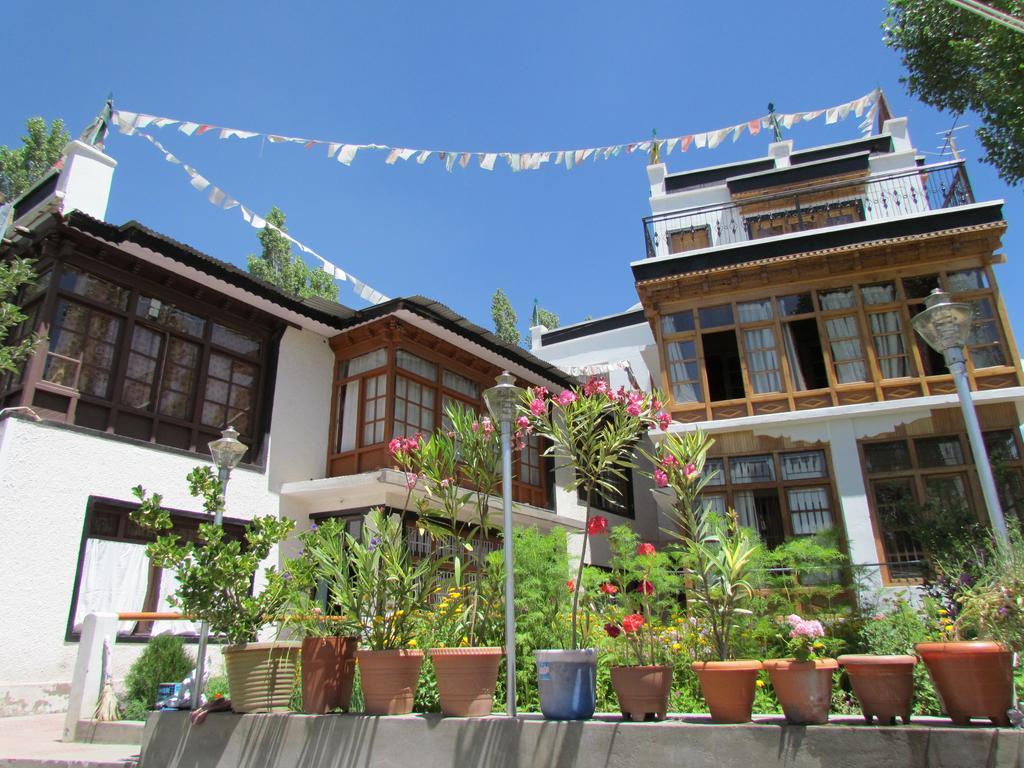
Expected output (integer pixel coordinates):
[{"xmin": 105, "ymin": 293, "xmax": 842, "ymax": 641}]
[
  {"xmin": 649, "ymin": 429, "xmax": 761, "ymax": 661},
  {"xmin": 781, "ymin": 614, "xmax": 836, "ymax": 661},
  {"xmin": 598, "ymin": 526, "xmax": 680, "ymax": 667},
  {"xmin": 518, "ymin": 378, "xmax": 672, "ymax": 648}
]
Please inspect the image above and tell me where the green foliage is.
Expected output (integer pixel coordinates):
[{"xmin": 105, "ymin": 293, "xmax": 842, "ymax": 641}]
[
  {"xmin": 535, "ymin": 307, "xmax": 559, "ymax": 330},
  {"xmin": 0, "ymin": 257, "xmax": 43, "ymax": 376},
  {"xmin": 490, "ymin": 288, "xmax": 520, "ymax": 346},
  {"xmin": 0, "ymin": 117, "xmax": 69, "ymax": 202},
  {"xmin": 205, "ymin": 674, "xmax": 230, "ymax": 699},
  {"xmin": 952, "ymin": 523, "xmax": 1024, "ymax": 652},
  {"xmin": 124, "ymin": 636, "xmax": 195, "ymax": 709},
  {"xmin": 130, "ymin": 466, "xmax": 295, "ymax": 645},
  {"xmin": 883, "ymin": 0, "xmax": 1024, "ymax": 185},
  {"xmin": 281, "ymin": 518, "xmax": 361, "ymax": 638},
  {"xmin": 246, "ymin": 207, "xmax": 339, "ymax": 301},
  {"xmin": 120, "ymin": 698, "xmax": 150, "ymax": 722}
]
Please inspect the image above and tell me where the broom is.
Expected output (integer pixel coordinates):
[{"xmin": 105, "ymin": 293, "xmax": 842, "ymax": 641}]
[{"xmin": 94, "ymin": 639, "xmax": 120, "ymax": 722}]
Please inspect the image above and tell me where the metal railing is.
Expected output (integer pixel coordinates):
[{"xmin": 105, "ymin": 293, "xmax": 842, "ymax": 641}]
[{"xmin": 643, "ymin": 160, "xmax": 975, "ymax": 259}]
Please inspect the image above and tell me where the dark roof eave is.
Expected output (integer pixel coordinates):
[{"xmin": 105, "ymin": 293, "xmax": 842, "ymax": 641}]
[
  {"xmin": 631, "ymin": 203, "xmax": 1005, "ymax": 283},
  {"xmin": 541, "ymin": 309, "xmax": 647, "ymax": 346}
]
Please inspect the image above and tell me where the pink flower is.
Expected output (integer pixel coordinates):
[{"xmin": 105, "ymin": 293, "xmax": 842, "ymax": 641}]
[
  {"xmin": 626, "ymin": 402, "xmax": 642, "ymax": 417},
  {"xmin": 662, "ymin": 455, "xmax": 679, "ymax": 467},
  {"xmin": 555, "ymin": 390, "xmax": 577, "ymax": 406},
  {"xmin": 404, "ymin": 472, "xmax": 418, "ymax": 490},
  {"xmin": 652, "ymin": 398, "xmax": 662, "ymax": 411},
  {"xmin": 786, "ymin": 614, "xmax": 825, "ymax": 640},
  {"xmin": 481, "ymin": 417, "xmax": 494, "ymax": 435},
  {"xmin": 637, "ymin": 542, "xmax": 656, "ymax": 557},
  {"xmin": 654, "ymin": 469, "xmax": 668, "ymax": 488},
  {"xmin": 657, "ymin": 412, "xmax": 672, "ymax": 431},
  {"xmin": 388, "ymin": 437, "xmax": 404, "ymax": 456},
  {"xmin": 683, "ymin": 463, "xmax": 699, "ymax": 482},
  {"xmin": 530, "ymin": 398, "xmax": 546, "ymax": 416},
  {"xmin": 471, "ymin": 421, "xmax": 480, "ymax": 433},
  {"xmin": 516, "ymin": 415, "xmax": 530, "ymax": 429},
  {"xmin": 534, "ymin": 387, "xmax": 549, "ymax": 401},
  {"xmin": 583, "ymin": 378, "xmax": 609, "ymax": 397},
  {"xmin": 440, "ymin": 478, "xmax": 451, "ymax": 488}
]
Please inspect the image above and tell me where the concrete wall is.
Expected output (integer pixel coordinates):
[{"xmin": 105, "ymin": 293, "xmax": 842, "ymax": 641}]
[{"xmin": 0, "ymin": 325, "xmax": 334, "ymax": 716}]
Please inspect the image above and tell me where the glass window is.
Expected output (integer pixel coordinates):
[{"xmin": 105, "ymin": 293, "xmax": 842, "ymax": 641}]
[
  {"xmin": 396, "ymin": 349, "xmax": 438, "ymax": 380},
  {"xmin": 341, "ymin": 348, "xmax": 386, "ymax": 377},
  {"xmin": 699, "ymin": 494, "xmax": 727, "ymax": 517},
  {"xmin": 661, "ymin": 310, "xmax": 695, "ymax": 335},
  {"xmin": 211, "ymin": 323, "xmax": 261, "ymax": 357},
  {"xmin": 863, "ymin": 441, "xmax": 912, "ymax": 473},
  {"xmin": 519, "ymin": 434, "xmax": 542, "ymax": 487},
  {"xmin": 915, "ymin": 436, "xmax": 964, "ymax": 468},
  {"xmin": 361, "ymin": 374, "xmax": 388, "ymax": 445},
  {"xmin": 698, "ymin": 305, "xmax": 734, "ymax": 329},
  {"xmin": 869, "ymin": 311, "xmax": 909, "ymax": 378},
  {"xmin": 818, "ymin": 287, "xmax": 856, "ymax": 311},
  {"xmin": 967, "ymin": 298, "xmax": 1004, "ymax": 368},
  {"xmin": 730, "ymin": 455, "xmax": 775, "ymax": 484},
  {"xmin": 58, "ymin": 267, "xmax": 129, "ymax": 311},
  {"xmin": 737, "ymin": 300, "xmax": 773, "ymax": 323},
  {"xmin": 778, "ymin": 293, "xmax": 814, "ymax": 316},
  {"xmin": 703, "ymin": 458, "xmax": 725, "ymax": 486},
  {"xmin": 44, "ymin": 299, "xmax": 122, "ymax": 398},
  {"xmin": 787, "ymin": 487, "xmax": 833, "ymax": 535},
  {"xmin": 122, "ymin": 326, "xmax": 162, "ymax": 411},
  {"xmin": 923, "ymin": 474, "xmax": 970, "ymax": 509},
  {"xmin": 443, "ymin": 370, "xmax": 478, "ymax": 399},
  {"xmin": 984, "ymin": 430, "xmax": 1020, "ymax": 462},
  {"xmin": 666, "ymin": 340, "xmax": 702, "ymax": 404},
  {"xmin": 860, "ymin": 282, "xmax": 897, "ymax": 306},
  {"xmin": 202, "ymin": 353, "xmax": 258, "ymax": 436},
  {"xmin": 824, "ymin": 316, "xmax": 867, "ymax": 383},
  {"xmin": 394, "ymin": 375, "xmax": 435, "ymax": 437},
  {"xmin": 136, "ymin": 297, "xmax": 206, "ymax": 338},
  {"xmin": 743, "ymin": 327, "xmax": 781, "ymax": 393},
  {"xmin": 781, "ymin": 450, "xmax": 827, "ymax": 480},
  {"xmin": 159, "ymin": 338, "xmax": 201, "ymax": 420},
  {"xmin": 872, "ymin": 478, "xmax": 925, "ymax": 581},
  {"xmin": 946, "ymin": 269, "xmax": 988, "ymax": 293}
]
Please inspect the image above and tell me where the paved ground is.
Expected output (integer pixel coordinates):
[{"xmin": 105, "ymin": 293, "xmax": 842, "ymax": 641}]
[{"xmin": 0, "ymin": 715, "xmax": 139, "ymax": 768}]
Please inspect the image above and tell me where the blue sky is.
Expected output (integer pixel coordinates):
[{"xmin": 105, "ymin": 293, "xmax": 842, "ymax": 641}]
[{"xmin": 5, "ymin": 1, "xmax": 1022, "ymax": 344}]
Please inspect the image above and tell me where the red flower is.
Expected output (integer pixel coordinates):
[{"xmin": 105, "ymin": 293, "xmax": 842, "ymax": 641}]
[
  {"xmin": 600, "ymin": 582, "xmax": 619, "ymax": 595},
  {"xmin": 566, "ymin": 579, "xmax": 576, "ymax": 593},
  {"xmin": 636, "ymin": 580, "xmax": 655, "ymax": 595},
  {"xmin": 587, "ymin": 515, "xmax": 609, "ymax": 535},
  {"xmin": 637, "ymin": 542, "xmax": 656, "ymax": 557},
  {"xmin": 621, "ymin": 613, "xmax": 645, "ymax": 633},
  {"xmin": 604, "ymin": 622, "xmax": 621, "ymax": 638}
]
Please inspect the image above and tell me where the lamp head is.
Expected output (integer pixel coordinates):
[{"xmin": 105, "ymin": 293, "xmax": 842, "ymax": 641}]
[
  {"xmin": 484, "ymin": 371, "xmax": 525, "ymax": 423},
  {"xmin": 208, "ymin": 425, "xmax": 248, "ymax": 470},
  {"xmin": 911, "ymin": 288, "xmax": 974, "ymax": 355}
]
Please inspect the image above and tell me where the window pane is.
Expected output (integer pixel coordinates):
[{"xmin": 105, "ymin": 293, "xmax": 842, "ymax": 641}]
[
  {"xmin": 443, "ymin": 370, "xmax": 478, "ymax": 399},
  {"xmin": 730, "ymin": 455, "xmax": 775, "ymax": 484},
  {"xmin": 946, "ymin": 269, "xmax": 988, "ymax": 293},
  {"xmin": 45, "ymin": 300, "xmax": 122, "ymax": 398},
  {"xmin": 781, "ymin": 450, "xmax": 827, "ymax": 480},
  {"xmin": 787, "ymin": 487, "xmax": 833, "ymax": 535},
  {"xmin": 864, "ymin": 441, "xmax": 911, "ymax": 473},
  {"xmin": 818, "ymin": 287, "xmax": 856, "ymax": 311},
  {"xmin": 967, "ymin": 298, "xmax": 1004, "ymax": 368},
  {"xmin": 825, "ymin": 316, "xmax": 867, "ymax": 383},
  {"xmin": 661, "ymin": 311, "xmax": 695, "ymax": 335},
  {"xmin": 737, "ymin": 300, "xmax": 773, "ymax": 324},
  {"xmin": 902, "ymin": 274, "xmax": 940, "ymax": 299},
  {"xmin": 861, "ymin": 282, "xmax": 897, "ymax": 305},
  {"xmin": 923, "ymin": 474, "xmax": 969, "ymax": 509},
  {"xmin": 743, "ymin": 327, "xmax": 781, "ymax": 393},
  {"xmin": 137, "ymin": 296, "xmax": 206, "ymax": 338},
  {"xmin": 666, "ymin": 340, "xmax": 702, "ymax": 404},
  {"xmin": 872, "ymin": 478, "xmax": 925, "ymax": 580},
  {"xmin": 211, "ymin": 323, "xmax": 261, "ymax": 357},
  {"xmin": 58, "ymin": 267, "xmax": 129, "ymax": 311},
  {"xmin": 699, "ymin": 494, "xmax": 727, "ymax": 516},
  {"xmin": 984, "ymin": 430, "xmax": 1020, "ymax": 462},
  {"xmin": 342, "ymin": 348, "xmax": 387, "ymax": 377},
  {"xmin": 396, "ymin": 349, "xmax": 437, "ymax": 380},
  {"xmin": 699, "ymin": 305, "xmax": 734, "ymax": 329},
  {"xmin": 704, "ymin": 458, "xmax": 725, "ymax": 486},
  {"xmin": 869, "ymin": 311, "xmax": 908, "ymax": 378},
  {"xmin": 778, "ymin": 293, "xmax": 814, "ymax": 316},
  {"xmin": 915, "ymin": 436, "xmax": 964, "ymax": 468}
]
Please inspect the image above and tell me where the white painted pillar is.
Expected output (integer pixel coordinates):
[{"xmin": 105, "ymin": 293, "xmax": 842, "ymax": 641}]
[
  {"xmin": 62, "ymin": 612, "xmax": 118, "ymax": 742},
  {"xmin": 826, "ymin": 419, "xmax": 884, "ymax": 595}
]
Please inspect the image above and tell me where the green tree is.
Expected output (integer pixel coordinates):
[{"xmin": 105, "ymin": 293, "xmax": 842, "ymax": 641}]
[
  {"xmin": 0, "ymin": 117, "xmax": 70, "ymax": 202},
  {"xmin": 0, "ymin": 257, "xmax": 43, "ymax": 376},
  {"xmin": 246, "ymin": 207, "xmax": 339, "ymax": 301},
  {"xmin": 883, "ymin": 0, "xmax": 1024, "ymax": 185},
  {"xmin": 490, "ymin": 288, "xmax": 520, "ymax": 346}
]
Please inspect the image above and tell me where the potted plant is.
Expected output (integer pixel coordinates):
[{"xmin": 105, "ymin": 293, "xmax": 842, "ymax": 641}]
[
  {"xmin": 281, "ymin": 519, "xmax": 361, "ymax": 714},
  {"xmin": 348, "ymin": 507, "xmax": 439, "ymax": 715},
  {"xmin": 518, "ymin": 379, "xmax": 669, "ymax": 719},
  {"xmin": 131, "ymin": 468, "xmax": 297, "ymax": 713},
  {"xmin": 389, "ymin": 405, "xmax": 504, "ymax": 717},
  {"xmin": 914, "ymin": 527, "xmax": 1022, "ymax": 726},
  {"xmin": 599, "ymin": 527, "xmax": 678, "ymax": 721},
  {"xmin": 763, "ymin": 614, "xmax": 840, "ymax": 725}
]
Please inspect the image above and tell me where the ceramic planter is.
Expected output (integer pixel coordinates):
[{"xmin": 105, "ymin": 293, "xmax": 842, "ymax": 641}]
[
  {"xmin": 692, "ymin": 660, "xmax": 763, "ymax": 723},
  {"xmin": 915, "ymin": 641, "xmax": 1013, "ymax": 726},
  {"xmin": 763, "ymin": 658, "xmax": 837, "ymax": 725},
  {"xmin": 429, "ymin": 647, "xmax": 503, "ymax": 717},
  {"xmin": 610, "ymin": 665, "xmax": 673, "ymax": 721},
  {"xmin": 356, "ymin": 649, "xmax": 425, "ymax": 715},
  {"xmin": 301, "ymin": 636, "xmax": 359, "ymax": 714},
  {"xmin": 535, "ymin": 649, "xmax": 597, "ymax": 720},
  {"xmin": 223, "ymin": 642, "xmax": 301, "ymax": 713},
  {"xmin": 837, "ymin": 654, "xmax": 916, "ymax": 725}
]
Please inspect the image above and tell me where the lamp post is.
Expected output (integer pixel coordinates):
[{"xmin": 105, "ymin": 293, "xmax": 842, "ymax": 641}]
[
  {"xmin": 192, "ymin": 426, "xmax": 248, "ymax": 710},
  {"xmin": 483, "ymin": 371, "xmax": 525, "ymax": 717},
  {"xmin": 911, "ymin": 289, "xmax": 1008, "ymax": 543}
]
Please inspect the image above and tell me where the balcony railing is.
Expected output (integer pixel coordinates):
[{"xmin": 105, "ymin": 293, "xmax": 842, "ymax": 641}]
[{"xmin": 643, "ymin": 160, "xmax": 975, "ymax": 259}]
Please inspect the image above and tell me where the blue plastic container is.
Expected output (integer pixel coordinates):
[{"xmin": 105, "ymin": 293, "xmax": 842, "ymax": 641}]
[{"xmin": 535, "ymin": 649, "xmax": 597, "ymax": 720}]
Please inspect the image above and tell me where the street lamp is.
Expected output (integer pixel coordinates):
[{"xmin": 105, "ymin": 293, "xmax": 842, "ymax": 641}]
[
  {"xmin": 911, "ymin": 289, "xmax": 1008, "ymax": 543},
  {"xmin": 483, "ymin": 371, "xmax": 525, "ymax": 717},
  {"xmin": 193, "ymin": 426, "xmax": 248, "ymax": 710}
]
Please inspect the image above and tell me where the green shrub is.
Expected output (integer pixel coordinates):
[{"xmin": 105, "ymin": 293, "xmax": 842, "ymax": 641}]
[
  {"xmin": 120, "ymin": 697, "xmax": 151, "ymax": 722},
  {"xmin": 205, "ymin": 673, "xmax": 230, "ymax": 700},
  {"xmin": 124, "ymin": 636, "xmax": 194, "ymax": 708}
]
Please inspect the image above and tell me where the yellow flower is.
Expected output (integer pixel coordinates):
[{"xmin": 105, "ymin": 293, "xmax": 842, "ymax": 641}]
[
  {"xmin": 944, "ymin": 624, "xmax": 956, "ymax": 634},
  {"xmin": 460, "ymin": 637, "xmax": 469, "ymax": 646},
  {"xmin": 373, "ymin": 616, "xmax": 384, "ymax": 624},
  {"xmin": 938, "ymin": 609, "xmax": 948, "ymax": 616},
  {"xmin": 671, "ymin": 643, "xmax": 682, "ymax": 652},
  {"xmin": 395, "ymin": 610, "xmax": 405, "ymax": 617},
  {"xmin": 408, "ymin": 639, "xmax": 417, "ymax": 647},
  {"xmin": 756, "ymin": 680, "xmax": 765, "ymax": 689},
  {"xmin": 675, "ymin": 617, "xmax": 684, "ymax": 625},
  {"xmin": 449, "ymin": 592, "xmax": 462, "ymax": 599},
  {"xmin": 813, "ymin": 641, "xmax": 824, "ymax": 650}
]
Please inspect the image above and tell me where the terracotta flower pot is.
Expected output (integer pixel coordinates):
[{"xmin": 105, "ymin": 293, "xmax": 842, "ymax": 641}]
[
  {"xmin": 429, "ymin": 647, "xmax": 503, "ymax": 717},
  {"xmin": 610, "ymin": 665, "xmax": 673, "ymax": 722},
  {"xmin": 915, "ymin": 641, "xmax": 1013, "ymax": 726},
  {"xmin": 692, "ymin": 660, "xmax": 763, "ymax": 723},
  {"xmin": 223, "ymin": 642, "xmax": 301, "ymax": 713},
  {"xmin": 763, "ymin": 658, "xmax": 837, "ymax": 725},
  {"xmin": 356, "ymin": 649, "xmax": 424, "ymax": 715},
  {"xmin": 837, "ymin": 654, "xmax": 916, "ymax": 725},
  {"xmin": 301, "ymin": 636, "xmax": 359, "ymax": 714}
]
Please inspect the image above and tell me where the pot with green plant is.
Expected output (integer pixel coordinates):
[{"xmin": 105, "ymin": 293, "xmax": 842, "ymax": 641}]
[
  {"xmin": 914, "ymin": 527, "xmax": 1022, "ymax": 727},
  {"xmin": 599, "ymin": 527, "xmax": 679, "ymax": 721},
  {"xmin": 131, "ymin": 468, "xmax": 296, "ymax": 713},
  {"xmin": 763, "ymin": 614, "xmax": 840, "ymax": 725},
  {"xmin": 282, "ymin": 519, "xmax": 362, "ymax": 713},
  {"xmin": 347, "ymin": 507, "xmax": 439, "ymax": 715},
  {"xmin": 649, "ymin": 429, "xmax": 764, "ymax": 723},
  {"xmin": 519, "ymin": 379, "xmax": 669, "ymax": 720}
]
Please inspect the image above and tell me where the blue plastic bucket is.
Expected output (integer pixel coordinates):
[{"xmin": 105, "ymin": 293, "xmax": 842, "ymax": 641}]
[{"xmin": 535, "ymin": 649, "xmax": 597, "ymax": 720}]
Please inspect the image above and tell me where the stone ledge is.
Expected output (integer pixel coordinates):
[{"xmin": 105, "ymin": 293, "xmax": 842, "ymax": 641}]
[
  {"xmin": 75, "ymin": 719, "xmax": 144, "ymax": 745},
  {"xmin": 139, "ymin": 711, "xmax": 1023, "ymax": 768}
]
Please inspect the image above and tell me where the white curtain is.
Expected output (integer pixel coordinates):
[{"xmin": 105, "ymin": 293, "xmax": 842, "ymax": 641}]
[
  {"xmin": 73, "ymin": 539, "xmax": 150, "ymax": 633},
  {"xmin": 819, "ymin": 288, "xmax": 855, "ymax": 311},
  {"xmin": 152, "ymin": 569, "xmax": 200, "ymax": 636},
  {"xmin": 737, "ymin": 300, "xmax": 773, "ymax": 323},
  {"xmin": 733, "ymin": 491, "xmax": 758, "ymax": 531},
  {"xmin": 869, "ymin": 312, "xmax": 908, "ymax": 378},
  {"xmin": 743, "ymin": 328, "xmax": 781, "ymax": 393},
  {"xmin": 396, "ymin": 349, "xmax": 437, "ymax": 379},
  {"xmin": 346, "ymin": 348, "xmax": 386, "ymax": 376},
  {"xmin": 730, "ymin": 455, "xmax": 775, "ymax": 484},
  {"xmin": 861, "ymin": 283, "xmax": 896, "ymax": 305},
  {"xmin": 787, "ymin": 488, "xmax": 833, "ymax": 535},
  {"xmin": 782, "ymin": 324, "xmax": 807, "ymax": 390},
  {"xmin": 780, "ymin": 451, "xmax": 826, "ymax": 480},
  {"xmin": 825, "ymin": 316, "xmax": 867, "ymax": 383}
]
